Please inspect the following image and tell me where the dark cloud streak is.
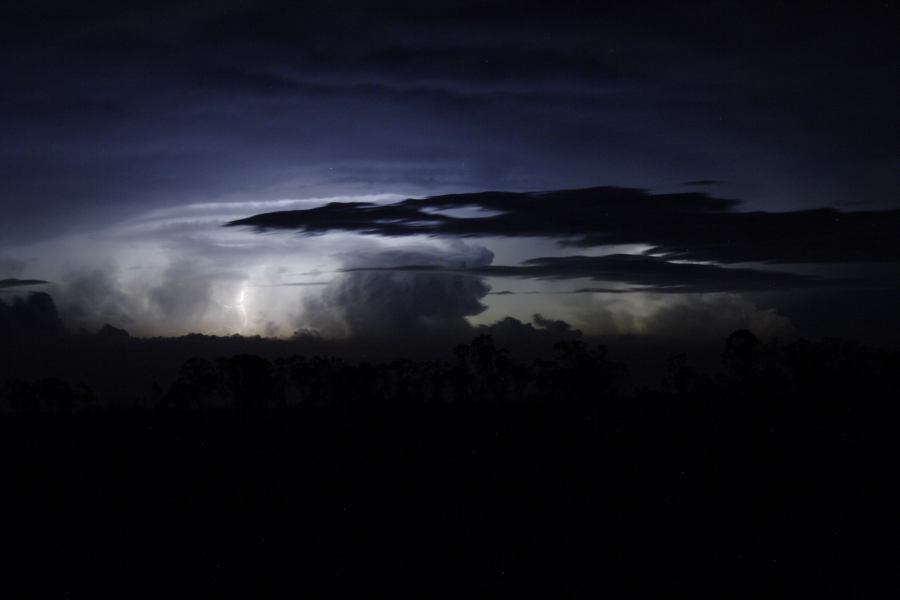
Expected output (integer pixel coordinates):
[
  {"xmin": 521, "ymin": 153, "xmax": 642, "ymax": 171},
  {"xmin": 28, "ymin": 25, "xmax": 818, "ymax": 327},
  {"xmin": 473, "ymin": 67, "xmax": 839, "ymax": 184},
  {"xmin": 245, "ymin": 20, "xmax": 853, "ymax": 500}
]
[
  {"xmin": 2, "ymin": 2, "xmax": 896, "ymax": 241},
  {"xmin": 0, "ymin": 278, "xmax": 50, "ymax": 290},
  {"xmin": 228, "ymin": 186, "xmax": 900, "ymax": 265},
  {"xmin": 343, "ymin": 253, "xmax": 828, "ymax": 294}
]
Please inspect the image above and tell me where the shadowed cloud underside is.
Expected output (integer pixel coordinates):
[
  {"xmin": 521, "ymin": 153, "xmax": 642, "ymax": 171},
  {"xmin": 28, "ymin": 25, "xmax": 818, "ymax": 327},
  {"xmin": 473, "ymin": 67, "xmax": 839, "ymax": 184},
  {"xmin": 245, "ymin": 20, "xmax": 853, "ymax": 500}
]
[{"xmin": 227, "ymin": 186, "xmax": 900, "ymax": 265}]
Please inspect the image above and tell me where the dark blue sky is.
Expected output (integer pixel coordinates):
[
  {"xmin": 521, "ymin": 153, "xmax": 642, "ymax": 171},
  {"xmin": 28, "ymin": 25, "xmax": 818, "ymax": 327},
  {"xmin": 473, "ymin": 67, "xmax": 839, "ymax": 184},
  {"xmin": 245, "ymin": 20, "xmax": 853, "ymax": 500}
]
[{"xmin": 1, "ymin": 1, "xmax": 898, "ymax": 342}]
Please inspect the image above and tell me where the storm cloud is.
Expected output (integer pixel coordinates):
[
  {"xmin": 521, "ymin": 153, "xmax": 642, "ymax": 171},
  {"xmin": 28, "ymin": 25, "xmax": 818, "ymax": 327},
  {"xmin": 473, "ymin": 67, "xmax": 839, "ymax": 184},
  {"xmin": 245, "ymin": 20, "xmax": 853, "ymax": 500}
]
[
  {"xmin": 3, "ymin": 3, "xmax": 896, "ymax": 244},
  {"xmin": 1, "ymin": 3, "xmax": 897, "ymax": 344},
  {"xmin": 228, "ymin": 187, "xmax": 900, "ymax": 265},
  {"xmin": 345, "ymin": 253, "xmax": 827, "ymax": 293},
  {"xmin": 300, "ymin": 241, "xmax": 493, "ymax": 338},
  {"xmin": 576, "ymin": 292, "xmax": 795, "ymax": 340},
  {"xmin": 0, "ymin": 292, "xmax": 66, "ymax": 341}
]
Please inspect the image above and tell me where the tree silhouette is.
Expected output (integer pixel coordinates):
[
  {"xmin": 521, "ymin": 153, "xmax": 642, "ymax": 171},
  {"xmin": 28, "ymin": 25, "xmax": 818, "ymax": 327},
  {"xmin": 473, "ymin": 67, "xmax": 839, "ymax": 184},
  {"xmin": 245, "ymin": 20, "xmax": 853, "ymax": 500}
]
[{"xmin": 216, "ymin": 355, "xmax": 278, "ymax": 416}]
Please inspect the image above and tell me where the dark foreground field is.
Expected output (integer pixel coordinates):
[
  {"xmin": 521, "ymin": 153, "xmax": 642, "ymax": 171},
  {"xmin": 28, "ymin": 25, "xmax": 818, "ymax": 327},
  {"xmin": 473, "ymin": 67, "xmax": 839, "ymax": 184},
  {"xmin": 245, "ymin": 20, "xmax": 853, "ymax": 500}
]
[{"xmin": 2, "ymin": 331, "xmax": 898, "ymax": 595}]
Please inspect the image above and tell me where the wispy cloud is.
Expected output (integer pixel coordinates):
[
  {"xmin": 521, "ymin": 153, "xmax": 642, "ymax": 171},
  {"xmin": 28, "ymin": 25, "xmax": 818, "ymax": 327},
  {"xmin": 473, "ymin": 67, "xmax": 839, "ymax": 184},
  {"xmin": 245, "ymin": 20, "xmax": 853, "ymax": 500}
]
[{"xmin": 0, "ymin": 278, "xmax": 49, "ymax": 289}]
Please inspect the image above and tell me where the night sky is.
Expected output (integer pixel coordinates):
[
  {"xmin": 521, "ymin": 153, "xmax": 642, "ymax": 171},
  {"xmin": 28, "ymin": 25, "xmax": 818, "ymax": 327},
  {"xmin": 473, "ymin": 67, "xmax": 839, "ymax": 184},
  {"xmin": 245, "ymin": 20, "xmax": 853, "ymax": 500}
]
[{"xmin": 2, "ymin": 1, "xmax": 898, "ymax": 344}]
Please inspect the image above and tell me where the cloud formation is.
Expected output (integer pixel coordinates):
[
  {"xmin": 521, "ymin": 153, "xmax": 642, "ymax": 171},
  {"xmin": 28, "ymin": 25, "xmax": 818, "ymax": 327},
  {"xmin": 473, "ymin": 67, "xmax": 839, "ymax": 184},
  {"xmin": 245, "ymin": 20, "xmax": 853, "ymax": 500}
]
[
  {"xmin": 1, "ymin": 4, "xmax": 896, "ymax": 346},
  {"xmin": 0, "ymin": 278, "xmax": 49, "ymax": 290},
  {"xmin": 0, "ymin": 257, "xmax": 26, "ymax": 278},
  {"xmin": 0, "ymin": 292, "xmax": 66, "ymax": 341},
  {"xmin": 577, "ymin": 292, "xmax": 795, "ymax": 340},
  {"xmin": 300, "ymin": 241, "xmax": 493, "ymax": 338},
  {"xmin": 228, "ymin": 186, "xmax": 900, "ymax": 265},
  {"xmin": 347, "ymin": 253, "xmax": 825, "ymax": 293},
  {"xmin": 4, "ymin": 2, "xmax": 894, "ymax": 246}
]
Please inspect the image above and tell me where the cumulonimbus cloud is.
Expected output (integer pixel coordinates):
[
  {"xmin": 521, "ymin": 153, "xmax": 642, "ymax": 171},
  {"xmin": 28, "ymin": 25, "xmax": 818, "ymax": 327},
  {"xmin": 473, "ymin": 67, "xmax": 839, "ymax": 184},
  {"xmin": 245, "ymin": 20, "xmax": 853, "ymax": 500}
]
[
  {"xmin": 299, "ymin": 241, "xmax": 493, "ymax": 338},
  {"xmin": 0, "ymin": 292, "xmax": 65, "ymax": 340}
]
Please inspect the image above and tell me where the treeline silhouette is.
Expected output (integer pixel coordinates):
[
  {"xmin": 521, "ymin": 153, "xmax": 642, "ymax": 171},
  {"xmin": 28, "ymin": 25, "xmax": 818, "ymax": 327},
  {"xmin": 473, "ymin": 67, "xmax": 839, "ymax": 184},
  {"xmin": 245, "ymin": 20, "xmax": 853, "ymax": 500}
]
[
  {"xmin": 4, "ymin": 329, "xmax": 898, "ymax": 427},
  {"xmin": 2, "ymin": 330, "xmax": 896, "ymax": 595}
]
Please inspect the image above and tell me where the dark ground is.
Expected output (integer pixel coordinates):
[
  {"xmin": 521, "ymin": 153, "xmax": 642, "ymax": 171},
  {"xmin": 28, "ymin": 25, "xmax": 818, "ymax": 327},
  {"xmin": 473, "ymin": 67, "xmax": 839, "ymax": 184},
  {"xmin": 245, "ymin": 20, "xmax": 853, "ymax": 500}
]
[{"xmin": 2, "ymin": 331, "xmax": 898, "ymax": 595}]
